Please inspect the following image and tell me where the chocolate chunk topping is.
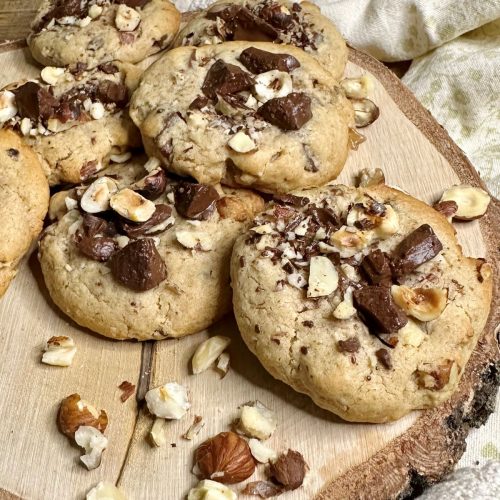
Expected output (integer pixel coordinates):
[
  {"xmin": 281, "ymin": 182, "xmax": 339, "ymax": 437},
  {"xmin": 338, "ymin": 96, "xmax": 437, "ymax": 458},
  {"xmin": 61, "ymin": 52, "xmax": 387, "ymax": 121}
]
[
  {"xmin": 136, "ymin": 169, "xmax": 168, "ymax": 200},
  {"xmin": 174, "ymin": 183, "xmax": 219, "ymax": 220},
  {"xmin": 260, "ymin": 3, "xmax": 293, "ymax": 28},
  {"xmin": 13, "ymin": 82, "xmax": 58, "ymax": 121},
  {"xmin": 392, "ymin": 224, "xmax": 443, "ymax": 279},
  {"xmin": 361, "ymin": 249, "xmax": 392, "ymax": 286},
  {"xmin": 201, "ymin": 60, "xmax": 254, "ymax": 100},
  {"xmin": 81, "ymin": 213, "xmax": 116, "ymax": 238},
  {"xmin": 7, "ymin": 148, "xmax": 19, "ymax": 158},
  {"xmin": 353, "ymin": 286, "xmax": 408, "ymax": 334},
  {"xmin": 375, "ymin": 348, "xmax": 392, "ymax": 369},
  {"xmin": 189, "ymin": 95, "xmax": 210, "ymax": 110},
  {"xmin": 270, "ymin": 450, "xmax": 307, "ymax": 491},
  {"xmin": 96, "ymin": 81, "xmax": 128, "ymax": 106},
  {"xmin": 80, "ymin": 160, "xmax": 99, "ymax": 181},
  {"xmin": 110, "ymin": 238, "xmax": 166, "ymax": 292},
  {"xmin": 35, "ymin": 0, "xmax": 87, "ymax": 31},
  {"xmin": 98, "ymin": 63, "xmax": 119, "ymax": 74},
  {"xmin": 118, "ymin": 204, "xmax": 172, "ymax": 238},
  {"xmin": 273, "ymin": 193, "xmax": 309, "ymax": 207},
  {"xmin": 258, "ymin": 92, "xmax": 312, "ymax": 130},
  {"xmin": 337, "ymin": 337, "xmax": 361, "ymax": 353},
  {"xmin": 75, "ymin": 214, "xmax": 117, "ymax": 262},
  {"xmin": 306, "ymin": 205, "xmax": 339, "ymax": 230},
  {"xmin": 230, "ymin": 7, "xmax": 279, "ymax": 42},
  {"xmin": 116, "ymin": 0, "xmax": 151, "ymax": 7},
  {"xmin": 239, "ymin": 47, "xmax": 300, "ymax": 74}
]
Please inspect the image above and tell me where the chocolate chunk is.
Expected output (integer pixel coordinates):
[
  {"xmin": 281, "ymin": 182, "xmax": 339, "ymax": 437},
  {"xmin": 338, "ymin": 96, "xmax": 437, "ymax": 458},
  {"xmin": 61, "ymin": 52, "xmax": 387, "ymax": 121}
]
[
  {"xmin": 116, "ymin": 0, "xmax": 151, "ymax": 7},
  {"xmin": 206, "ymin": 4, "xmax": 241, "ymax": 21},
  {"xmin": 375, "ymin": 348, "xmax": 392, "ymax": 369},
  {"xmin": 75, "ymin": 214, "xmax": 117, "ymax": 262},
  {"xmin": 239, "ymin": 47, "xmax": 300, "ymax": 74},
  {"xmin": 353, "ymin": 286, "xmax": 408, "ymax": 333},
  {"xmin": 302, "ymin": 320, "xmax": 313, "ymax": 328},
  {"xmin": 81, "ymin": 214, "xmax": 116, "ymax": 238},
  {"xmin": 201, "ymin": 60, "xmax": 254, "ymax": 100},
  {"xmin": 13, "ymin": 82, "xmax": 58, "ymax": 122},
  {"xmin": 306, "ymin": 205, "xmax": 339, "ymax": 230},
  {"xmin": 189, "ymin": 95, "xmax": 210, "ymax": 110},
  {"xmin": 110, "ymin": 238, "xmax": 166, "ymax": 292},
  {"xmin": 337, "ymin": 337, "xmax": 360, "ymax": 353},
  {"xmin": 258, "ymin": 92, "xmax": 312, "ymax": 130},
  {"xmin": 80, "ymin": 160, "xmax": 99, "ymax": 181},
  {"xmin": 260, "ymin": 3, "xmax": 293, "ymax": 28},
  {"xmin": 98, "ymin": 63, "xmax": 119, "ymax": 74},
  {"xmin": 70, "ymin": 62, "xmax": 88, "ymax": 77},
  {"xmin": 118, "ymin": 204, "xmax": 172, "ymax": 238},
  {"xmin": 229, "ymin": 7, "xmax": 279, "ymax": 42},
  {"xmin": 361, "ymin": 249, "xmax": 392, "ymax": 286},
  {"xmin": 136, "ymin": 169, "xmax": 168, "ymax": 200},
  {"xmin": 35, "ymin": 0, "xmax": 87, "ymax": 31},
  {"xmin": 273, "ymin": 193, "xmax": 309, "ymax": 207},
  {"xmin": 7, "ymin": 148, "xmax": 19, "ymax": 158},
  {"xmin": 174, "ymin": 183, "xmax": 219, "ymax": 220},
  {"xmin": 392, "ymin": 224, "xmax": 443, "ymax": 279},
  {"xmin": 96, "ymin": 81, "xmax": 128, "ymax": 107},
  {"xmin": 292, "ymin": 3, "xmax": 302, "ymax": 12},
  {"xmin": 270, "ymin": 450, "xmax": 307, "ymax": 491}
]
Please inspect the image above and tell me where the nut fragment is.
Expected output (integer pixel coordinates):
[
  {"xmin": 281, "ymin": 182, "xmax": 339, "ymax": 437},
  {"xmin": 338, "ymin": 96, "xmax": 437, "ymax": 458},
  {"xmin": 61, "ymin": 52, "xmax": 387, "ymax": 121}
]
[
  {"xmin": 254, "ymin": 70, "xmax": 293, "ymax": 103},
  {"xmin": 0, "ymin": 90, "xmax": 17, "ymax": 123},
  {"xmin": 307, "ymin": 256, "xmax": 339, "ymax": 298},
  {"xmin": 351, "ymin": 98, "xmax": 380, "ymax": 127},
  {"xmin": 58, "ymin": 394, "xmax": 108, "ymax": 439},
  {"xmin": 433, "ymin": 200, "xmax": 458, "ymax": 221},
  {"xmin": 270, "ymin": 449, "xmax": 307, "ymax": 491},
  {"xmin": 357, "ymin": 167, "xmax": 385, "ymax": 187},
  {"xmin": 237, "ymin": 401, "xmax": 277, "ymax": 440},
  {"xmin": 228, "ymin": 131, "xmax": 256, "ymax": 153},
  {"xmin": 183, "ymin": 415, "xmax": 205, "ymax": 440},
  {"xmin": 192, "ymin": 336, "xmax": 231, "ymax": 375},
  {"xmin": 42, "ymin": 335, "xmax": 76, "ymax": 367},
  {"xmin": 118, "ymin": 380, "xmax": 135, "ymax": 402},
  {"xmin": 216, "ymin": 352, "xmax": 230, "ymax": 378},
  {"xmin": 115, "ymin": 4, "xmax": 141, "ymax": 31},
  {"xmin": 110, "ymin": 188, "xmax": 156, "ymax": 222},
  {"xmin": 439, "ymin": 185, "xmax": 490, "ymax": 220},
  {"xmin": 391, "ymin": 285, "xmax": 447, "ymax": 321},
  {"xmin": 195, "ymin": 431, "xmax": 255, "ymax": 484},
  {"xmin": 149, "ymin": 417, "xmax": 168, "ymax": 447},
  {"xmin": 75, "ymin": 425, "xmax": 108, "ymax": 470},
  {"xmin": 415, "ymin": 359, "xmax": 455, "ymax": 391},
  {"xmin": 248, "ymin": 438, "xmax": 278, "ymax": 464},
  {"xmin": 81, "ymin": 177, "xmax": 118, "ymax": 214},
  {"xmin": 188, "ymin": 480, "xmax": 236, "ymax": 500},
  {"xmin": 330, "ymin": 226, "xmax": 369, "ymax": 257},
  {"xmin": 48, "ymin": 190, "xmax": 73, "ymax": 220},
  {"xmin": 86, "ymin": 482, "xmax": 126, "ymax": 500},
  {"xmin": 340, "ymin": 75, "xmax": 373, "ymax": 99},
  {"xmin": 110, "ymin": 152, "xmax": 132, "ymax": 164},
  {"xmin": 145, "ymin": 382, "xmax": 190, "ymax": 419},
  {"xmin": 242, "ymin": 481, "xmax": 282, "ymax": 498},
  {"xmin": 333, "ymin": 288, "xmax": 356, "ymax": 320},
  {"xmin": 176, "ymin": 230, "xmax": 213, "ymax": 251},
  {"xmin": 40, "ymin": 66, "xmax": 66, "ymax": 85},
  {"xmin": 90, "ymin": 101, "xmax": 105, "ymax": 120}
]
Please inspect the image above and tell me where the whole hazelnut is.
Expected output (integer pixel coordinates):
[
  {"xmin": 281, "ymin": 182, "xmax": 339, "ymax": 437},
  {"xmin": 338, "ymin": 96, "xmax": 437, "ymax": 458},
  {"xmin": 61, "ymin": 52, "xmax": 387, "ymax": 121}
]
[
  {"xmin": 58, "ymin": 393, "xmax": 108, "ymax": 439},
  {"xmin": 270, "ymin": 449, "xmax": 307, "ymax": 490},
  {"xmin": 195, "ymin": 431, "xmax": 255, "ymax": 484}
]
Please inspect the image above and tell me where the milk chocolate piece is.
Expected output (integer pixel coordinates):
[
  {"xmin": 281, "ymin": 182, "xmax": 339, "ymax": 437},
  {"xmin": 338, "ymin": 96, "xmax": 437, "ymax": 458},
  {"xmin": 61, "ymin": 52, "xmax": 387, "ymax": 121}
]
[
  {"xmin": 136, "ymin": 169, "xmax": 167, "ymax": 200},
  {"xmin": 231, "ymin": 7, "xmax": 279, "ymax": 42},
  {"xmin": 353, "ymin": 286, "xmax": 408, "ymax": 333},
  {"xmin": 119, "ymin": 204, "xmax": 172, "ymax": 238},
  {"xmin": 375, "ymin": 348, "xmax": 392, "ymax": 369},
  {"xmin": 81, "ymin": 214, "xmax": 116, "ymax": 238},
  {"xmin": 35, "ymin": 0, "xmax": 87, "ymax": 31},
  {"xmin": 174, "ymin": 183, "xmax": 219, "ymax": 220},
  {"xmin": 337, "ymin": 337, "xmax": 360, "ymax": 353},
  {"xmin": 75, "ymin": 214, "xmax": 117, "ymax": 262},
  {"xmin": 201, "ymin": 60, "xmax": 254, "ymax": 100},
  {"xmin": 392, "ymin": 224, "xmax": 443, "ymax": 279},
  {"xmin": 13, "ymin": 82, "xmax": 58, "ymax": 121},
  {"xmin": 110, "ymin": 238, "xmax": 166, "ymax": 291},
  {"xmin": 189, "ymin": 95, "xmax": 210, "ymax": 110},
  {"xmin": 258, "ymin": 92, "xmax": 312, "ymax": 130},
  {"xmin": 273, "ymin": 194, "xmax": 309, "ymax": 207},
  {"xmin": 361, "ymin": 249, "xmax": 392, "ymax": 286},
  {"xmin": 260, "ymin": 3, "xmax": 293, "ymax": 28},
  {"xmin": 239, "ymin": 47, "xmax": 300, "ymax": 74},
  {"xmin": 96, "ymin": 81, "xmax": 128, "ymax": 107}
]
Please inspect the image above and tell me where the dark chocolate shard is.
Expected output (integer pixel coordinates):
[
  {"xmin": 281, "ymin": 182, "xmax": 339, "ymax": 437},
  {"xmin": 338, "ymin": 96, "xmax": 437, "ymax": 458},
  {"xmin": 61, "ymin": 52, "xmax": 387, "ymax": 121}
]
[
  {"xmin": 392, "ymin": 224, "xmax": 443, "ymax": 279},
  {"xmin": 110, "ymin": 238, "xmax": 166, "ymax": 292},
  {"xmin": 337, "ymin": 337, "xmax": 361, "ymax": 353},
  {"xmin": 75, "ymin": 214, "xmax": 118, "ymax": 262},
  {"xmin": 135, "ymin": 169, "xmax": 168, "ymax": 200},
  {"xmin": 231, "ymin": 7, "xmax": 279, "ymax": 42},
  {"xmin": 260, "ymin": 3, "xmax": 294, "ymax": 28},
  {"xmin": 361, "ymin": 249, "xmax": 392, "ymax": 286},
  {"xmin": 258, "ymin": 92, "xmax": 312, "ymax": 130},
  {"xmin": 96, "ymin": 81, "xmax": 128, "ymax": 107},
  {"xmin": 375, "ymin": 348, "xmax": 393, "ymax": 369},
  {"xmin": 273, "ymin": 193, "xmax": 310, "ymax": 207},
  {"xmin": 201, "ymin": 60, "xmax": 254, "ymax": 100},
  {"xmin": 13, "ymin": 82, "xmax": 58, "ymax": 122},
  {"xmin": 353, "ymin": 285, "xmax": 408, "ymax": 334},
  {"xmin": 239, "ymin": 47, "xmax": 300, "ymax": 74},
  {"xmin": 174, "ymin": 183, "xmax": 219, "ymax": 220}
]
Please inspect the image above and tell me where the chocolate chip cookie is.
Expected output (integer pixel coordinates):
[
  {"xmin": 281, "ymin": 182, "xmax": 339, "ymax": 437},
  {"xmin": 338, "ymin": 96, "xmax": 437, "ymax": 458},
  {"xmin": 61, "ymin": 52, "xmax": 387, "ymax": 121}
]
[
  {"xmin": 174, "ymin": 0, "xmax": 347, "ymax": 80},
  {"xmin": 28, "ymin": 0, "xmax": 181, "ymax": 69},
  {"xmin": 130, "ymin": 42, "xmax": 354, "ymax": 194},
  {"xmin": 230, "ymin": 182, "xmax": 492, "ymax": 422},
  {"xmin": 38, "ymin": 156, "xmax": 264, "ymax": 340},
  {"xmin": 0, "ymin": 130, "xmax": 49, "ymax": 297},
  {"xmin": 0, "ymin": 63, "xmax": 141, "ymax": 185}
]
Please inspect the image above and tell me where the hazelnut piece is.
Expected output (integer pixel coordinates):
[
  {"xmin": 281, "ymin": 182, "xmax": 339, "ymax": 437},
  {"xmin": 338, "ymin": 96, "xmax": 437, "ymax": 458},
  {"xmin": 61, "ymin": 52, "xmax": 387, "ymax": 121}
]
[
  {"xmin": 351, "ymin": 98, "xmax": 380, "ymax": 128},
  {"xmin": 188, "ymin": 480, "xmax": 236, "ymax": 500},
  {"xmin": 340, "ymin": 75, "xmax": 373, "ymax": 99},
  {"xmin": 237, "ymin": 401, "xmax": 277, "ymax": 440},
  {"xmin": 307, "ymin": 255, "xmax": 339, "ymax": 298},
  {"xmin": 391, "ymin": 285, "xmax": 447, "ymax": 322},
  {"xmin": 357, "ymin": 167, "xmax": 385, "ymax": 187},
  {"xmin": 192, "ymin": 335, "xmax": 231, "ymax": 375},
  {"xmin": 195, "ymin": 431, "xmax": 255, "ymax": 484},
  {"xmin": 439, "ymin": 185, "xmax": 490, "ymax": 220},
  {"xmin": 86, "ymin": 482, "xmax": 126, "ymax": 500},
  {"xmin": 270, "ymin": 449, "xmax": 308, "ymax": 490}
]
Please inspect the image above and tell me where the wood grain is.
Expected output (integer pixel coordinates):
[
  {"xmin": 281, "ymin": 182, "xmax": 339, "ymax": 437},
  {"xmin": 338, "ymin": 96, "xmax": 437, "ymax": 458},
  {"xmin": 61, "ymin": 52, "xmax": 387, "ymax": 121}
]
[{"xmin": 0, "ymin": 0, "xmax": 41, "ymax": 42}]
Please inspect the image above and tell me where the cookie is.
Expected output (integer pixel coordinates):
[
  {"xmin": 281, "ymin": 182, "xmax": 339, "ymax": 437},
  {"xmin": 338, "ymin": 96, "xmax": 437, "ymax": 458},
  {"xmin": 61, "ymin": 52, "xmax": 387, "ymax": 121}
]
[
  {"xmin": 28, "ymin": 0, "xmax": 181, "ymax": 69},
  {"xmin": 39, "ymin": 156, "xmax": 264, "ymax": 340},
  {"xmin": 0, "ymin": 130, "xmax": 49, "ymax": 297},
  {"xmin": 0, "ymin": 63, "xmax": 141, "ymax": 185},
  {"xmin": 230, "ymin": 182, "xmax": 492, "ymax": 422},
  {"xmin": 130, "ymin": 42, "xmax": 354, "ymax": 194},
  {"xmin": 174, "ymin": 0, "xmax": 347, "ymax": 80}
]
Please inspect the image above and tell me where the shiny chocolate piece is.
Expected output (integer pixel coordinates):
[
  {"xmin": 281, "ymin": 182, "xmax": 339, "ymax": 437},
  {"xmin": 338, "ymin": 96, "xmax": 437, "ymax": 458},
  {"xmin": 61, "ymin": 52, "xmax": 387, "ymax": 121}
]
[
  {"xmin": 375, "ymin": 348, "xmax": 392, "ymax": 369},
  {"xmin": 174, "ymin": 183, "xmax": 219, "ymax": 220},
  {"xmin": 258, "ymin": 92, "xmax": 312, "ymax": 130},
  {"xmin": 75, "ymin": 214, "xmax": 118, "ymax": 262},
  {"xmin": 231, "ymin": 8, "xmax": 279, "ymax": 42},
  {"xmin": 201, "ymin": 60, "xmax": 254, "ymax": 100},
  {"xmin": 273, "ymin": 193, "xmax": 309, "ymax": 207},
  {"xmin": 239, "ymin": 47, "xmax": 300, "ymax": 74},
  {"xmin": 98, "ymin": 63, "xmax": 120, "ymax": 74},
  {"xmin": 35, "ymin": 0, "xmax": 88, "ymax": 31},
  {"xmin": 119, "ymin": 204, "xmax": 172, "ymax": 238},
  {"xmin": 13, "ymin": 82, "xmax": 58, "ymax": 122},
  {"xmin": 353, "ymin": 286, "xmax": 408, "ymax": 334},
  {"xmin": 116, "ymin": 0, "xmax": 151, "ymax": 7},
  {"xmin": 260, "ymin": 3, "xmax": 293, "ymax": 28},
  {"xmin": 392, "ymin": 224, "xmax": 443, "ymax": 279},
  {"xmin": 361, "ymin": 249, "xmax": 392, "ymax": 286},
  {"xmin": 189, "ymin": 95, "xmax": 210, "ymax": 110},
  {"xmin": 96, "ymin": 81, "xmax": 128, "ymax": 107},
  {"xmin": 110, "ymin": 238, "xmax": 167, "ymax": 292},
  {"xmin": 136, "ymin": 169, "xmax": 168, "ymax": 200}
]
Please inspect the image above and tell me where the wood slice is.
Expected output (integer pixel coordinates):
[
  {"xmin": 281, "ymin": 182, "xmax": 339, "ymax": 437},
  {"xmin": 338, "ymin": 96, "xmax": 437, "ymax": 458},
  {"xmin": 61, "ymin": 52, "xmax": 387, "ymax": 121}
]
[{"xmin": 0, "ymin": 45, "xmax": 497, "ymax": 500}]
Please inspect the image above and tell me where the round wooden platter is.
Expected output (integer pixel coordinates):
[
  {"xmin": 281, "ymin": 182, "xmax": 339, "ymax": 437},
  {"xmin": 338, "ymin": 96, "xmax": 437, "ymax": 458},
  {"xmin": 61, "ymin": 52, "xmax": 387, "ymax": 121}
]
[{"xmin": 0, "ymin": 44, "xmax": 498, "ymax": 500}]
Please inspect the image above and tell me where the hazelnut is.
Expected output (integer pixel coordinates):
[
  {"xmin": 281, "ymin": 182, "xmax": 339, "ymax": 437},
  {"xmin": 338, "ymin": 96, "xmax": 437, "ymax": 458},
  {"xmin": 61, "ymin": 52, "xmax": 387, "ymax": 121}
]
[
  {"xmin": 81, "ymin": 177, "xmax": 118, "ymax": 214},
  {"xmin": 0, "ymin": 90, "xmax": 17, "ymax": 124},
  {"xmin": 340, "ymin": 75, "xmax": 373, "ymax": 99},
  {"xmin": 110, "ymin": 152, "xmax": 132, "ymax": 164},
  {"xmin": 57, "ymin": 393, "xmax": 108, "ymax": 439},
  {"xmin": 88, "ymin": 4, "xmax": 103, "ymax": 19},
  {"xmin": 357, "ymin": 167, "xmax": 385, "ymax": 187},
  {"xmin": 149, "ymin": 417, "xmax": 168, "ymax": 447},
  {"xmin": 41, "ymin": 335, "xmax": 76, "ymax": 367},
  {"xmin": 237, "ymin": 401, "xmax": 277, "ymax": 440},
  {"xmin": 333, "ymin": 288, "xmax": 356, "ymax": 320},
  {"xmin": 216, "ymin": 352, "xmax": 230, "ymax": 378},
  {"xmin": 90, "ymin": 102, "xmax": 105, "ymax": 120},
  {"xmin": 40, "ymin": 66, "xmax": 65, "ymax": 86},
  {"xmin": 75, "ymin": 425, "xmax": 108, "ymax": 470},
  {"xmin": 391, "ymin": 285, "xmax": 447, "ymax": 321},
  {"xmin": 351, "ymin": 98, "xmax": 380, "ymax": 128},
  {"xmin": 330, "ymin": 226, "xmax": 369, "ymax": 257},
  {"xmin": 227, "ymin": 131, "xmax": 256, "ymax": 153},
  {"xmin": 307, "ymin": 256, "xmax": 339, "ymax": 298},
  {"xmin": 115, "ymin": 4, "xmax": 141, "ymax": 31},
  {"xmin": 248, "ymin": 438, "xmax": 277, "ymax": 464},
  {"xmin": 183, "ymin": 415, "xmax": 205, "ymax": 440},
  {"xmin": 439, "ymin": 185, "xmax": 490, "ymax": 220},
  {"xmin": 433, "ymin": 200, "xmax": 458, "ymax": 221},
  {"xmin": 48, "ymin": 189, "xmax": 75, "ymax": 220},
  {"xmin": 192, "ymin": 336, "xmax": 231, "ymax": 375},
  {"xmin": 176, "ymin": 230, "xmax": 213, "ymax": 251},
  {"xmin": 270, "ymin": 449, "xmax": 308, "ymax": 490},
  {"xmin": 195, "ymin": 431, "xmax": 255, "ymax": 484},
  {"xmin": 145, "ymin": 382, "xmax": 190, "ymax": 419},
  {"xmin": 188, "ymin": 480, "xmax": 236, "ymax": 500},
  {"xmin": 254, "ymin": 70, "xmax": 292, "ymax": 103},
  {"xmin": 86, "ymin": 482, "xmax": 126, "ymax": 500},
  {"xmin": 415, "ymin": 359, "xmax": 455, "ymax": 391},
  {"xmin": 110, "ymin": 188, "xmax": 156, "ymax": 222}
]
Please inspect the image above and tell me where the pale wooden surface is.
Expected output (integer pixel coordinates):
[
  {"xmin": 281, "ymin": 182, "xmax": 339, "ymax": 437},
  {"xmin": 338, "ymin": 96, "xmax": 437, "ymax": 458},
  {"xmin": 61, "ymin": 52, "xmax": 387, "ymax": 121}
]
[
  {"xmin": 0, "ymin": 45, "xmax": 495, "ymax": 500},
  {"xmin": 0, "ymin": 0, "xmax": 42, "ymax": 42}
]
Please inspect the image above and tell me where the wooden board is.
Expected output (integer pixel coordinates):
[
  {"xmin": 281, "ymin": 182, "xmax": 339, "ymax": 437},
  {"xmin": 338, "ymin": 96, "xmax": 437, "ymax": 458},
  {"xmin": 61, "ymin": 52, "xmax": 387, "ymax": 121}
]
[{"xmin": 0, "ymin": 45, "xmax": 498, "ymax": 500}]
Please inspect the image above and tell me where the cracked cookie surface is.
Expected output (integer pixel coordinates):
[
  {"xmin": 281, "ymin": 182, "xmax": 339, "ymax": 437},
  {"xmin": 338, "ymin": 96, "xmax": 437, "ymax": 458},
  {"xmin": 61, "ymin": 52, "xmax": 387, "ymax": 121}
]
[
  {"xmin": 28, "ymin": 0, "xmax": 181, "ymax": 69},
  {"xmin": 0, "ymin": 130, "xmax": 49, "ymax": 297},
  {"xmin": 173, "ymin": 0, "xmax": 347, "ymax": 80},
  {"xmin": 130, "ymin": 41, "xmax": 354, "ymax": 194},
  {"xmin": 39, "ymin": 157, "xmax": 264, "ymax": 340},
  {"xmin": 230, "ymin": 183, "xmax": 492, "ymax": 422}
]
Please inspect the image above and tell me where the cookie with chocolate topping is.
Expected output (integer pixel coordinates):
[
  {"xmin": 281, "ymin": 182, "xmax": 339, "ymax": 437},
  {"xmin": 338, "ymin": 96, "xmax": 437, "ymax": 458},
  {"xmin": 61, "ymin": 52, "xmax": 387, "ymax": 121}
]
[
  {"xmin": 38, "ymin": 156, "xmax": 265, "ymax": 340},
  {"xmin": 230, "ymin": 181, "xmax": 492, "ymax": 422},
  {"xmin": 28, "ymin": 0, "xmax": 180, "ymax": 69},
  {"xmin": 0, "ymin": 63, "xmax": 141, "ymax": 185},
  {"xmin": 173, "ymin": 0, "xmax": 347, "ymax": 80},
  {"xmin": 130, "ymin": 41, "xmax": 354, "ymax": 194}
]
